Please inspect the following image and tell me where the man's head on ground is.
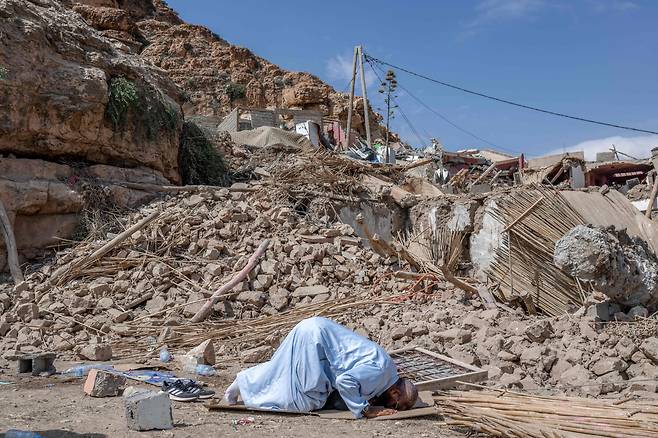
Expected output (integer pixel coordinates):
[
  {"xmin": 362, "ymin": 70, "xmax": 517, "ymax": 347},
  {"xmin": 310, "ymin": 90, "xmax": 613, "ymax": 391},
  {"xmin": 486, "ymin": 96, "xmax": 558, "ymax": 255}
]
[{"xmin": 379, "ymin": 378, "xmax": 418, "ymax": 411}]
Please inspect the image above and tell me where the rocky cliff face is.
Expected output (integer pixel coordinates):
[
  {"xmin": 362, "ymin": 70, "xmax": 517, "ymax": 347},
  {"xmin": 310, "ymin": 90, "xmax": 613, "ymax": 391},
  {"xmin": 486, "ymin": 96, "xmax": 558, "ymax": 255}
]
[
  {"xmin": 0, "ymin": 0, "xmax": 185, "ymax": 271},
  {"xmin": 0, "ymin": 0, "xmax": 184, "ymax": 183},
  {"xmin": 69, "ymin": 0, "xmax": 383, "ymax": 137}
]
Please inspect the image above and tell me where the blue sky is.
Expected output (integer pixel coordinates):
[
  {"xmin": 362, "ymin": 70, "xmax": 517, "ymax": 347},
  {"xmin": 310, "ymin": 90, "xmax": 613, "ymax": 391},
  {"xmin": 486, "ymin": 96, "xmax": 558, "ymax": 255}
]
[{"xmin": 167, "ymin": 0, "xmax": 658, "ymax": 159}]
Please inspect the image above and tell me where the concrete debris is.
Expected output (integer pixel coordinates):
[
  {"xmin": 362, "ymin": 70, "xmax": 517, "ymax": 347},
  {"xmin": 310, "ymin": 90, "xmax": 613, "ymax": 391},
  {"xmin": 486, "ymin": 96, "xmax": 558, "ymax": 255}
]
[
  {"xmin": 84, "ymin": 369, "xmax": 126, "ymax": 397},
  {"xmin": 124, "ymin": 390, "xmax": 173, "ymax": 431},
  {"xmin": 555, "ymin": 225, "xmax": 658, "ymax": 307}
]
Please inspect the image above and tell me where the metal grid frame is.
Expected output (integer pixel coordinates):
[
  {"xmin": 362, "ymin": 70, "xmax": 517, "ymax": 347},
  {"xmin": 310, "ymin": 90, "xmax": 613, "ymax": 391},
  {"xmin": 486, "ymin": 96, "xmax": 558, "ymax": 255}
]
[{"xmin": 389, "ymin": 346, "xmax": 488, "ymax": 391}]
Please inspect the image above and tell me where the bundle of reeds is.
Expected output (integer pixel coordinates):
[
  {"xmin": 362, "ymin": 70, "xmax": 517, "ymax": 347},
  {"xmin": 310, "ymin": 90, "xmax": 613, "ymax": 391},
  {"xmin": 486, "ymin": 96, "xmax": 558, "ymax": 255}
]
[
  {"xmin": 485, "ymin": 185, "xmax": 588, "ymax": 316},
  {"xmin": 113, "ymin": 295, "xmax": 400, "ymax": 357},
  {"xmin": 436, "ymin": 388, "xmax": 658, "ymax": 438}
]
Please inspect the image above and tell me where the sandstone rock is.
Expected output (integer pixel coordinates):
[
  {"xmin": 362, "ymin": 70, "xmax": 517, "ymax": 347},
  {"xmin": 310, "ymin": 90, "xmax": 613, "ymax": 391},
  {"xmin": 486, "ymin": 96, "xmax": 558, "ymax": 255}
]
[
  {"xmin": 524, "ymin": 320, "xmax": 553, "ymax": 343},
  {"xmin": 240, "ymin": 345, "xmax": 274, "ymax": 363},
  {"xmin": 236, "ymin": 291, "xmax": 267, "ymax": 307},
  {"xmin": 435, "ymin": 328, "xmax": 472, "ymax": 344},
  {"xmin": 292, "ymin": 285, "xmax": 329, "ymax": 298},
  {"xmin": 84, "ymin": 369, "xmax": 126, "ymax": 397},
  {"xmin": 79, "ymin": 343, "xmax": 113, "ymax": 361},
  {"xmin": 560, "ymin": 364, "xmax": 591, "ymax": 387},
  {"xmin": 640, "ymin": 338, "xmax": 658, "ymax": 364},
  {"xmin": 590, "ymin": 357, "xmax": 628, "ymax": 376},
  {"xmin": 185, "ymin": 339, "xmax": 215, "ymax": 366},
  {"xmin": 391, "ymin": 327, "xmax": 412, "ymax": 341},
  {"xmin": 0, "ymin": 0, "xmax": 183, "ymax": 183}
]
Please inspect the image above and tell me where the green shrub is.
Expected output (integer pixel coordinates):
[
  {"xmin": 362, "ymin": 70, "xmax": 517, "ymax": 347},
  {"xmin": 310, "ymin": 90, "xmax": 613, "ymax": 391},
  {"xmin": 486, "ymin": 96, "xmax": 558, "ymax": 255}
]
[
  {"xmin": 139, "ymin": 88, "xmax": 179, "ymax": 140},
  {"xmin": 106, "ymin": 76, "xmax": 180, "ymax": 140},
  {"xmin": 0, "ymin": 66, "xmax": 6, "ymax": 80},
  {"xmin": 224, "ymin": 81, "xmax": 246, "ymax": 101},
  {"xmin": 179, "ymin": 121, "xmax": 229, "ymax": 186},
  {"xmin": 106, "ymin": 77, "xmax": 138, "ymax": 129}
]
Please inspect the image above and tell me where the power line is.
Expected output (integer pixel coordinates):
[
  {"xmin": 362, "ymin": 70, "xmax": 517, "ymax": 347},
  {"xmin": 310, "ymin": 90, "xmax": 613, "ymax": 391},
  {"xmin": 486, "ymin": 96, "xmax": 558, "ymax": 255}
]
[
  {"xmin": 368, "ymin": 58, "xmax": 520, "ymax": 154},
  {"xmin": 367, "ymin": 61, "xmax": 428, "ymax": 147},
  {"xmin": 365, "ymin": 53, "xmax": 658, "ymax": 136}
]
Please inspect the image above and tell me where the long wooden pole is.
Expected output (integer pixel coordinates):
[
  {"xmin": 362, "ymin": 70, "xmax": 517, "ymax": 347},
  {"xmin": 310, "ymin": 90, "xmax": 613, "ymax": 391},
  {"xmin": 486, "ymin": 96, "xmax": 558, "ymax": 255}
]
[
  {"xmin": 357, "ymin": 46, "xmax": 372, "ymax": 148},
  {"xmin": 343, "ymin": 46, "xmax": 358, "ymax": 150},
  {"xmin": 50, "ymin": 209, "xmax": 161, "ymax": 284},
  {"xmin": 0, "ymin": 199, "xmax": 23, "ymax": 284},
  {"xmin": 645, "ymin": 176, "xmax": 658, "ymax": 218},
  {"xmin": 190, "ymin": 239, "xmax": 270, "ymax": 323}
]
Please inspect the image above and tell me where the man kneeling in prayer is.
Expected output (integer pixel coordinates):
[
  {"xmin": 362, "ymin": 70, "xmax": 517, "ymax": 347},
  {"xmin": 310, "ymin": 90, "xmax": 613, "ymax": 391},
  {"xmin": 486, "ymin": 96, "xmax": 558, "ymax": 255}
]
[{"xmin": 224, "ymin": 316, "xmax": 418, "ymax": 418}]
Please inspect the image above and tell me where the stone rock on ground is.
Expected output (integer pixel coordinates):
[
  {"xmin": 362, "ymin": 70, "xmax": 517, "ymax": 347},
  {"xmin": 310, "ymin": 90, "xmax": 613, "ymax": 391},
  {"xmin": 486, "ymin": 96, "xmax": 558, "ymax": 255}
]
[
  {"xmin": 78, "ymin": 344, "xmax": 113, "ymax": 361},
  {"xmin": 124, "ymin": 390, "xmax": 173, "ymax": 431},
  {"xmin": 84, "ymin": 369, "xmax": 126, "ymax": 397},
  {"xmin": 240, "ymin": 345, "xmax": 274, "ymax": 363}
]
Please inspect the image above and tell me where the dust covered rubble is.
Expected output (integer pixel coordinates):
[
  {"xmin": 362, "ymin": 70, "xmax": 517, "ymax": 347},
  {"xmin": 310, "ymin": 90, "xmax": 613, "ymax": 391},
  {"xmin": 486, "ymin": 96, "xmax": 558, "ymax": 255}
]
[
  {"xmin": 347, "ymin": 289, "xmax": 658, "ymax": 399},
  {"xmin": 2, "ymin": 187, "xmax": 658, "ymax": 400},
  {"xmin": 0, "ymin": 186, "xmax": 410, "ymax": 361}
]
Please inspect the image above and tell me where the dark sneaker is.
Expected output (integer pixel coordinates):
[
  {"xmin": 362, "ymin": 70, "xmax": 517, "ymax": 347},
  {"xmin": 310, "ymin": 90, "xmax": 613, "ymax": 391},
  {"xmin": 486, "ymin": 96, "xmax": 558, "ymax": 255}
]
[
  {"xmin": 184, "ymin": 381, "xmax": 216, "ymax": 399},
  {"xmin": 162, "ymin": 380, "xmax": 200, "ymax": 402}
]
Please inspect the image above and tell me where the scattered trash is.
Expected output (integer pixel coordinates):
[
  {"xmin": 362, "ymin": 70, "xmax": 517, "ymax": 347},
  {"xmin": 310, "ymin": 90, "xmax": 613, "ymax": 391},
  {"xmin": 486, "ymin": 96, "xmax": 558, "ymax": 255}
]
[
  {"xmin": 63, "ymin": 364, "xmax": 114, "ymax": 378},
  {"xmin": 159, "ymin": 346, "xmax": 172, "ymax": 363},
  {"xmin": 5, "ymin": 430, "xmax": 42, "ymax": 438},
  {"xmin": 194, "ymin": 364, "xmax": 216, "ymax": 376},
  {"xmin": 232, "ymin": 416, "xmax": 255, "ymax": 426}
]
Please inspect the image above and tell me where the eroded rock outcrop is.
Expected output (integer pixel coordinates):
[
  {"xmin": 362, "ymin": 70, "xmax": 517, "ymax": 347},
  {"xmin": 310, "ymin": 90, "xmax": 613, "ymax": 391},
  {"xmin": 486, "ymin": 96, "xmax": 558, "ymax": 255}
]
[
  {"xmin": 0, "ymin": 0, "xmax": 183, "ymax": 183},
  {"xmin": 70, "ymin": 0, "xmax": 388, "ymax": 139}
]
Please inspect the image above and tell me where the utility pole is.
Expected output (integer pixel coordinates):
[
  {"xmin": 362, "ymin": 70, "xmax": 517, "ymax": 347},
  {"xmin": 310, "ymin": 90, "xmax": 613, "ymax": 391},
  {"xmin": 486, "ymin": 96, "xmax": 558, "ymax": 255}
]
[
  {"xmin": 357, "ymin": 46, "xmax": 372, "ymax": 148},
  {"xmin": 343, "ymin": 47, "xmax": 358, "ymax": 150}
]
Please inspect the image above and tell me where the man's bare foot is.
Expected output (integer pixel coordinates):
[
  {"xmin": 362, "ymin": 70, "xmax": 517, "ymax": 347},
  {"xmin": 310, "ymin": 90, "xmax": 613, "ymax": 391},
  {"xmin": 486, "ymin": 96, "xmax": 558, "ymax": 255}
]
[{"xmin": 223, "ymin": 379, "xmax": 240, "ymax": 405}]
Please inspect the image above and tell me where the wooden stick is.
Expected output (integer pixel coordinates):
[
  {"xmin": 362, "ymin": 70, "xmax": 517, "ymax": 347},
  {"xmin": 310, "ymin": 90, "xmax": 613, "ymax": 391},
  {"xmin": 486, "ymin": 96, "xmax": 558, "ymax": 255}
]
[
  {"xmin": 0, "ymin": 199, "xmax": 23, "ymax": 284},
  {"xmin": 190, "ymin": 239, "xmax": 270, "ymax": 323},
  {"xmin": 470, "ymin": 162, "xmax": 497, "ymax": 187},
  {"xmin": 502, "ymin": 196, "xmax": 544, "ymax": 233},
  {"xmin": 645, "ymin": 176, "xmax": 658, "ymax": 218},
  {"xmin": 50, "ymin": 210, "xmax": 161, "ymax": 284}
]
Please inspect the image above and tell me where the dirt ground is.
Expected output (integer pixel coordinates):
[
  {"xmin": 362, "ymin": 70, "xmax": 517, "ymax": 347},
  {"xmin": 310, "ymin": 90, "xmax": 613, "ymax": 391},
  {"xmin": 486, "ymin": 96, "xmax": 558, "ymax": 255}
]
[{"xmin": 0, "ymin": 366, "xmax": 470, "ymax": 438}]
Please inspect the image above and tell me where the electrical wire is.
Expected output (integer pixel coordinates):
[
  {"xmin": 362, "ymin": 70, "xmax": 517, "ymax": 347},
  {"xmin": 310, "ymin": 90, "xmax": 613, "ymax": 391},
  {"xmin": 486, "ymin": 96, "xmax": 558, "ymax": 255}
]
[
  {"xmin": 367, "ymin": 61, "xmax": 428, "ymax": 147},
  {"xmin": 365, "ymin": 53, "xmax": 658, "ymax": 136},
  {"xmin": 368, "ymin": 58, "xmax": 521, "ymax": 154}
]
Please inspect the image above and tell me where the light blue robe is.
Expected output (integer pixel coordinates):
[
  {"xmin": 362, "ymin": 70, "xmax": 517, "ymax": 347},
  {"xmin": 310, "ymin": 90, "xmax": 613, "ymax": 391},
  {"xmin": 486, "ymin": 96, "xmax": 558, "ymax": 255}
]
[{"xmin": 235, "ymin": 317, "xmax": 399, "ymax": 418}]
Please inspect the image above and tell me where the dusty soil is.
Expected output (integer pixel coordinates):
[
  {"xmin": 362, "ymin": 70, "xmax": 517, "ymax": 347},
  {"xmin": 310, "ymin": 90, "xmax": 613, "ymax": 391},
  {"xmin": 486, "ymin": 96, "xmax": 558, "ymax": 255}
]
[{"xmin": 0, "ymin": 367, "xmax": 467, "ymax": 438}]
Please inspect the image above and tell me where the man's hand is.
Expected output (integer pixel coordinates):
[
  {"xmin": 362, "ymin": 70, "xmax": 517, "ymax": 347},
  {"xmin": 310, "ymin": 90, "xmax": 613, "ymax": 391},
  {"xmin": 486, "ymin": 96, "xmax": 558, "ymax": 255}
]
[{"xmin": 363, "ymin": 406, "xmax": 398, "ymax": 418}]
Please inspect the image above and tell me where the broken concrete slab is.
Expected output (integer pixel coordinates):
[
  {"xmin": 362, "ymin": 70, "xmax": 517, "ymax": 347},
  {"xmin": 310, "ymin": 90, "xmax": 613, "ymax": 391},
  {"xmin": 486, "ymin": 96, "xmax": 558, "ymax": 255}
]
[
  {"xmin": 84, "ymin": 369, "xmax": 126, "ymax": 397},
  {"xmin": 124, "ymin": 390, "xmax": 173, "ymax": 431}
]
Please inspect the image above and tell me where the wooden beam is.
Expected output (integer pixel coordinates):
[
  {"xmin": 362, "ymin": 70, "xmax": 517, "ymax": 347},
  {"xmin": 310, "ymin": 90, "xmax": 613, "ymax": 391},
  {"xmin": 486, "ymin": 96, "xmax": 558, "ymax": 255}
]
[
  {"xmin": 343, "ymin": 46, "xmax": 358, "ymax": 150},
  {"xmin": 190, "ymin": 239, "xmax": 270, "ymax": 323},
  {"xmin": 50, "ymin": 210, "xmax": 161, "ymax": 284},
  {"xmin": 357, "ymin": 46, "xmax": 372, "ymax": 148},
  {"xmin": 646, "ymin": 176, "xmax": 658, "ymax": 218},
  {"xmin": 0, "ymin": 199, "xmax": 23, "ymax": 284}
]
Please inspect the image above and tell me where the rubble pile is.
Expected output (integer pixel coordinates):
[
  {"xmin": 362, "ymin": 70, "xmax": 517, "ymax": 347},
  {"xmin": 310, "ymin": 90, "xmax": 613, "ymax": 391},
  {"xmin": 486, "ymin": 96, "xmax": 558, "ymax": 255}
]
[
  {"xmin": 0, "ymin": 184, "xmax": 413, "ymax": 360},
  {"xmin": 348, "ymin": 291, "xmax": 658, "ymax": 398}
]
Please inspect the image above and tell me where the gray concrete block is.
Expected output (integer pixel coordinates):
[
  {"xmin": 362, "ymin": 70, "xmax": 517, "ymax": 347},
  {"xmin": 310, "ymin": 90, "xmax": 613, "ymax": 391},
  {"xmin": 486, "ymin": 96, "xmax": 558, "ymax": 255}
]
[
  {"xmin": 124, "ymin": 390, "xmax": 173, "ymax": 431},
  {"xmin": 6, "ymin": 351, "xmax": 56, "ymax": 375}
]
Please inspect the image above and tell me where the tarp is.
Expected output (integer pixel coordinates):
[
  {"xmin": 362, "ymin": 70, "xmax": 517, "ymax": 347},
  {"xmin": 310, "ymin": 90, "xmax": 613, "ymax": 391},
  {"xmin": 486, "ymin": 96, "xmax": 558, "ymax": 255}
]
[{"xmin": 230, "ymin": 127, "xmax": 313, "ymax": 149}]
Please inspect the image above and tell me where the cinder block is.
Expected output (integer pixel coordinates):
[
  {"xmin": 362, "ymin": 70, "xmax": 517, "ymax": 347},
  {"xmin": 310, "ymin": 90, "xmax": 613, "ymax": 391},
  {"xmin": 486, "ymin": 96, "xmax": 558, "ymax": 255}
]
[
  {"xmin": 6, "ymin": 352, "xmax": 56, "ymax": 376},
  {"xmin": 84, "ymin": 369, "xmax": 126, "ymax": 397},
  {"xmin": 124, "ymin": 390, "xmax": 173, "ymax": 431}
]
